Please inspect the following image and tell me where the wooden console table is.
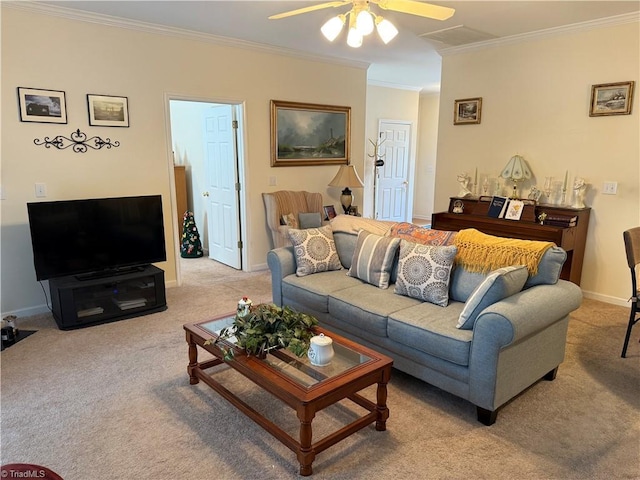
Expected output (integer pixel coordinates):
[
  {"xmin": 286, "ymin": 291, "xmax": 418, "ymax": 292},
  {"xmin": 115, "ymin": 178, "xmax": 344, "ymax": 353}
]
[{"xmin": 431, "ymin": 197, "xmax": 590, "ymax": 286}]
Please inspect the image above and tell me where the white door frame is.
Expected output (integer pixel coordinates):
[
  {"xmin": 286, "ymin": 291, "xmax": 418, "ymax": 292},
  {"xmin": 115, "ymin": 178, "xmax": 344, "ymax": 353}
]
[{"xmin": 163, "ymin": 93, "xmax": 249, "ymax": 285}]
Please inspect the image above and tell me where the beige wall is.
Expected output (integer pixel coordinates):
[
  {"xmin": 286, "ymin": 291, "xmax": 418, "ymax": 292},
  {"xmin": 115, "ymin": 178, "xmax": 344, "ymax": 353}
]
[
  {"xmin": 1, "ymin": 5, "xmax": 367, "ymax": 316},
  {"xmin": 414, "ymin": 93, "xmax": 440, "ymax": 222},
  {"xmin": 436, "ymin": 21, "xmax": 640, "ymax": 304},
  {"xmin": 364, "ymin": 85, "xmax": 420, "ymax": 219}
]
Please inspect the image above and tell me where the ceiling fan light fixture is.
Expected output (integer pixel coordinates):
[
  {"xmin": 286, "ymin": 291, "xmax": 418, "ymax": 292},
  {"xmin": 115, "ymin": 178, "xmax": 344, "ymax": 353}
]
[
  {"xmin": 321, "ymin": 14, "xmax": 346, "ymax": 42},
  {"xmin": 376, "ymin": 17, "xmax": 398, "ymax": 44},
  {"xmin": 355, "ymin": 10, "xmax": 374, "ymax": 36},
  {"xmin": 347, "ymin": 26, "xmax": 363, "ymax": 48}
]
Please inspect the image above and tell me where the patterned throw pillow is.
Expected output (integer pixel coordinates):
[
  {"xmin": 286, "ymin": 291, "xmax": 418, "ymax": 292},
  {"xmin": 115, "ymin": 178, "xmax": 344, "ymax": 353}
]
[
  {"xmin": 457, "ymin": 265, "xmax": 528, "ymax": 329},
  {"xmin": 288, "ymin": 225, "xmax": 342, "ymax": 277},
  {"xmin": 281, "ymin": 213, "xmax": 299, "ymax": 228},
  {"xmin": 389, "ymin": 222, "xmax": 457, "ymax": 246},
  {"xmin": 394, "ymin": 240, "xmax": 458, "ymax": 307},
  {"xmin": 348, "ymin": 230, "xmax": 400, "ymax": 289}
]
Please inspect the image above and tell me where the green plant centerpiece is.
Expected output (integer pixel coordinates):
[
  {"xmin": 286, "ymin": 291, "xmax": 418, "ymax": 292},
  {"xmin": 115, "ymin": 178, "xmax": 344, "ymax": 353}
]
[{"xmin": 205, "ymin": 303, "xmax": 319, "ymax": 361}]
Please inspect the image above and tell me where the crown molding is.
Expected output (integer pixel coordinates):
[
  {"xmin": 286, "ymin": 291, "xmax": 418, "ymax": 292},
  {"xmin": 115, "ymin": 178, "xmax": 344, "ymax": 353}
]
[
  {"xmin": 367, "ymin": 79, "xmax": 423, "ymax": 92},
  {"xmin": 5, "ymin": 1, "xmax": 370, "ymax": 71},
  {"xmin": 438, "ymin": 11, "xmax": 640, "ymax": 56}
]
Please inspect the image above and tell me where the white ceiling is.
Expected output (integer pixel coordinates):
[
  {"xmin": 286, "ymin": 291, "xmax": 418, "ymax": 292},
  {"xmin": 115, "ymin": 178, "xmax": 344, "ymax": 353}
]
[{"xmin": 36, "ymin": 1, "xmax": 640, "ymax": 92}]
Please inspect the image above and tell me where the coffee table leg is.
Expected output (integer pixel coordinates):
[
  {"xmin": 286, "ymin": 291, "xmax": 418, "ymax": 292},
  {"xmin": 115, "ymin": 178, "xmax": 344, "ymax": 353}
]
[
  {"xmin": 186, "ymin": 332, "xmax": 199, "ymax": 385},
  {"xmin": 375, "ymin": 367, "xmax": 391, "ymax": 431},
  {"xmin": 297, "ymin": 408, "xmax": 316, "ymax": 476}
]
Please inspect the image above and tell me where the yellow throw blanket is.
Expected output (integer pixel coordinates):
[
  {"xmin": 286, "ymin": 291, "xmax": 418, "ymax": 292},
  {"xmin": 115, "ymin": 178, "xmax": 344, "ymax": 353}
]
[{"xmin": 453, "ymin": 228, "xmax": 554, "ymax": 275}]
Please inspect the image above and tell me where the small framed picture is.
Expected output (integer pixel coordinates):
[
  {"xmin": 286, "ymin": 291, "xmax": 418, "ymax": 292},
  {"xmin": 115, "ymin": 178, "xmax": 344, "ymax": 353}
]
[
  {"xmin": 323, "ymin": 205, "xmax": 337, "ymax": 220},
  {"xmin": 589, "ymin": 81, "xmax": 634, "ymax": 116},
  {"xmin": 348, "ymin": 205, "xmax": 359, "ymax": 216},
  {"xmin": 454, "ymin": 97, "xmax": 482, "ymax": 125},
  {"xmin": 17, "ymin": 87, "xmax": 67, "ymax": 124},
  {"xmin": 87, "ymin": 94, "xmax": 129, "ymax": 127}
]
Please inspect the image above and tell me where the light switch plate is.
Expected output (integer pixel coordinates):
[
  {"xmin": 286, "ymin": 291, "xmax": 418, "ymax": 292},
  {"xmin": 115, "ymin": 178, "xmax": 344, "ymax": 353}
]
[
  {"xmin": 35, "ymin": 183, "xmax": 47, "ymax": 198},
  {"xmin": 603, "ymin": 181, "xmax": 618, "ymax": 195}
]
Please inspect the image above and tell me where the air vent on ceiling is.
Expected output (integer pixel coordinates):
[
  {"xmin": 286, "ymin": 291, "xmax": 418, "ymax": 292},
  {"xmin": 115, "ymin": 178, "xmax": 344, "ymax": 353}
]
[{"xmin": 420, "ymin": 25, "xmax": 498, "ymax": 46}]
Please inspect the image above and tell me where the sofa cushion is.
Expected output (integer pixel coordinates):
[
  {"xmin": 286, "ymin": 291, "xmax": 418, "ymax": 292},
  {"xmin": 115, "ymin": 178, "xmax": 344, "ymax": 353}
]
[
  {"xmin": 457, "ymin": 265, "xmax": 528, "ymax": 330},
  {"xmin": 329, "ymin": 283, "xmax": 422, "ymax": 337},
  {"xmin": 288, "ymin": 225, "xmax": 342, "ymax": 277},
  {"xmin": 348, "ymin": 230, "xmax": 400, "ymax": 289},
  {"xmin": 298, "ymin": 212, "xmax": 322, "ymax": 229},
  {"xmin": 387, "ymin": 302, "xmax": 471, "ymax": 366},
  {"xmin": 283, "ymin": 270, "xmax": 362, "ymax": 313},
  {"xmin": 394, "ymin": 240, "xmax": 458, "ymax": 307}
]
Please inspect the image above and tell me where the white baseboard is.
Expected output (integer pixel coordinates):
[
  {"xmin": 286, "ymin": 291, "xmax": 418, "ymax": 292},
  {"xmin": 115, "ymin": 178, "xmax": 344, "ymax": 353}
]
[
  {"xmin": 1, "ymin": 304, "xmax": 51, "ymax": 319},
  {"xmin": 582, "ymin": 290, "xmax": 628, "ymax": 307}
]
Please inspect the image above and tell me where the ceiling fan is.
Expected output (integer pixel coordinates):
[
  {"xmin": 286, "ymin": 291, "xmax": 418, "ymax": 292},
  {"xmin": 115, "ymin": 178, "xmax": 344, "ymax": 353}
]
[{"xmin": 269, "ymin": 0, "xmax": 455, "ymax": 47}]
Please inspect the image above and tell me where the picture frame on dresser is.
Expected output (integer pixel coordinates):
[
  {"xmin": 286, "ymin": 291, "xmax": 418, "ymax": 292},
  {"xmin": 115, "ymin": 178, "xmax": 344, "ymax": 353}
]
[{"xmin": 17, "ymin": 87, "xmax": 67, "ymax": 124}]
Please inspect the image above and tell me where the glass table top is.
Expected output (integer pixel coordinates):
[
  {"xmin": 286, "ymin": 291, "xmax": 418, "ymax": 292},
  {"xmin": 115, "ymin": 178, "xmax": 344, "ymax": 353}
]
[{"xmin": 198, "ymin": 317, "xmax": 372, "ymax": 388}]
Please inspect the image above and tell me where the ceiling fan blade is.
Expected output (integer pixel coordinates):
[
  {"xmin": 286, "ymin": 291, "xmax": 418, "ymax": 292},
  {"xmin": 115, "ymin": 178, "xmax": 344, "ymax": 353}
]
[
  {"xmin": 268, "ymin": 1, "xmax": 352, "ymax": 20},
  {"xmin": 373, "ymin": 0, "xmax": 455, "ymax": 21}
]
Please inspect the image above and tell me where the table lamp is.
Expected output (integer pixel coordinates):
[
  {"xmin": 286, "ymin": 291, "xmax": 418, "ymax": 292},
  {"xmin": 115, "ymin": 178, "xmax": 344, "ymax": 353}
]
[
  {"xmin": 500, "ymin": 154, "xmax": 532, "ymax": 199},
  {"xmin": 328, "ymin": 164, "xmax": 364, "ymax": 214}
]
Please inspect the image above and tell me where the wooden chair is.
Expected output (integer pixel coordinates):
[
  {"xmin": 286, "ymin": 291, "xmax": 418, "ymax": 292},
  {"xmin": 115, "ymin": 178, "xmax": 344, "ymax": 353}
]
[{"xmin": 622, "ymin": 227, "xmax": 640, "ymax": 357}]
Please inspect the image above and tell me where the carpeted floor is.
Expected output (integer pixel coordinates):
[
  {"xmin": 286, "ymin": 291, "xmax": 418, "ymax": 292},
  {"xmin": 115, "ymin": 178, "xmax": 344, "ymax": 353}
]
[{"xmin": 1, "ymin": 257, "xmax": 639, "ymax": 479}]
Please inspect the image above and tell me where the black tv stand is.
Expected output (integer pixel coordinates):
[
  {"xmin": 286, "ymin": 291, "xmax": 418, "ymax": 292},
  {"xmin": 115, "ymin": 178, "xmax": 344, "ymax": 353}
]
[
  {"xmin": 75, "ymin": 265, "xmax": 146, "ymax": 281},
  {"xmin": 49, "ymin": 265, "xmax": 167, "ymax": 329}
]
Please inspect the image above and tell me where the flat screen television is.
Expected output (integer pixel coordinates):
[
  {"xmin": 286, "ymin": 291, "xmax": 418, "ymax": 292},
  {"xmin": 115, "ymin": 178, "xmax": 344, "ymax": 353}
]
[{"xmin": 27, "ymin": 195, "xmax": 167, "ymax": 281}]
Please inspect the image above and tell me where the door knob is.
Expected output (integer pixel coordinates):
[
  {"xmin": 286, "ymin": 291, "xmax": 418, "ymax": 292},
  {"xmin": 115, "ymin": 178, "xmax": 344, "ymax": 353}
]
[{"xmin": 203, "ymin": 191, "xmax": 209, "ymax": 197}]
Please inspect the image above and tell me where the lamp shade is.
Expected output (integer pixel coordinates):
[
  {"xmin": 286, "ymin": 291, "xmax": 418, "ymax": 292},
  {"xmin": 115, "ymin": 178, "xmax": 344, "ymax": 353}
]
[
  {"xmin": 500, "ymin": 155, "xmax": 532, "ymax": 181},
  {"xmin": 375, "ymin": 17, "xmax": 398, "ymax": 44},
  {"xmin": 321, "ymin": 15, "xmax": 345, "ymax": 42},
  {"xmin": 328, "ymin": 165, "xmax": 364, "ymax": 189}
]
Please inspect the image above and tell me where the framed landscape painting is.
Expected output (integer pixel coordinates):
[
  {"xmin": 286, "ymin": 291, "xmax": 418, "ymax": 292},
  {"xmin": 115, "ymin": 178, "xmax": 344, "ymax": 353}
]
[
  {"xmin": 270, "ymin": 100, "xmax": 350, "ymax": 166},
  {"xmin": 589, "ymin": 81, "xmax": 634, "ymax": 117},
  {"xmin": 87, "ymin": 94, "xmax": 130, "ymax": 127},
  {"xmin": 454, "ymin": 97, "xmax": 482, "ymax": 125},
  {"xmin": 18, "ymin": 87, "xmax": 67, "ymax": 124}
]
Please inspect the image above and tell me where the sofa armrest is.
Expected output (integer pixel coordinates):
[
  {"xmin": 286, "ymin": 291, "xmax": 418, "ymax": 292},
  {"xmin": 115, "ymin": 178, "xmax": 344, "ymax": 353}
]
[
  {"xmin": 267, "ymin": 246, "xmax": 296, "ymax": 306},
  {"xmin": 468, "ymin": 280, "xmax": 582, "ymax": 410}
]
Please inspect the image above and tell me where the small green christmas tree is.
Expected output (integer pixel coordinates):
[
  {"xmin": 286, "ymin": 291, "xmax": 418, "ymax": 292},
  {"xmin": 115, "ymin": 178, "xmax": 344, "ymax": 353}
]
[{"xmin": 180, "ymin": 211, "xmax": 203, "ymax": 258}]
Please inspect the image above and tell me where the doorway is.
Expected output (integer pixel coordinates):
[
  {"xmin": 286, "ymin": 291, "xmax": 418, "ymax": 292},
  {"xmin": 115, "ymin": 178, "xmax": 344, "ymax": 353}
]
[
  {"xmin": 374, "ymin": 120, "xmax": 412, "ymax": 222},
  {"xmin": 166, "ymin": 96, "xmax": 247, "ymax": 284}
]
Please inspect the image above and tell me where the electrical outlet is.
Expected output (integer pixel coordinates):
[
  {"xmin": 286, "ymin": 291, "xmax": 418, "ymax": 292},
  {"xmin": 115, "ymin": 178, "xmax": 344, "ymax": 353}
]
[
  {"xmin": 602, "ymin": 181, "xmax": 618, "ymax": 195},
  {"xmin": 269, "ymin": 176, "xmax": 277, "ymax": 186}
]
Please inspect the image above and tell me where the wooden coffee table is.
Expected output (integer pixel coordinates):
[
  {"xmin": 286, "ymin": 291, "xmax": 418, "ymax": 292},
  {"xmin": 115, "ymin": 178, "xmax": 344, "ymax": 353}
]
[{"xmin": 184, "ymin": 313, "xmax": 393, "ymax": 476}]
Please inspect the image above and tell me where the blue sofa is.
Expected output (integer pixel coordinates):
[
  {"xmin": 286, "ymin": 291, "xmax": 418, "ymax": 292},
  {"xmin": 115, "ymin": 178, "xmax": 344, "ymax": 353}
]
[{"xmin": 267, "ymin": 216, "xmax": 583, "ymax": 425}]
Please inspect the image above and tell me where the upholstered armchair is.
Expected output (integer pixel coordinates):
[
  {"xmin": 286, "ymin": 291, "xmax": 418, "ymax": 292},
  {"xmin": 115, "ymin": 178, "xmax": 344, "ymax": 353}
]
[{"xmin": 262, "ymin": 191, "xmax": 324, "ymax": 248}]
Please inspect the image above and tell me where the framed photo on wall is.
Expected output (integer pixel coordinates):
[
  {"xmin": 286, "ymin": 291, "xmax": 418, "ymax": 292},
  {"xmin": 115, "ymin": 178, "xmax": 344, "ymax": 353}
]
[
  {"xmin": 17, "ymin": 87, "xmax": 67, "ymax": 124},
  {"xmin": 87, "ymin": 94, "xmax": 130, "ymax": 127},
  {"xmin": 270, "ymin": 100, "xmax": 350, "ymax": 166},
  {"xmin": 589, "ymin": 81, "xmax": 634, "ymax": 116},
  {"xmin": 454, "ymin": 97, "xmax": 482, "ymax": 125}
]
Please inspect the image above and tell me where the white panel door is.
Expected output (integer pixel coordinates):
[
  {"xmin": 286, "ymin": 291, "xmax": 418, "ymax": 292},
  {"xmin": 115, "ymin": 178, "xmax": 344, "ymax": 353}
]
[
  {"xmin": 375, "ymin": 121, "xmax": 411, "ymax": 222},
  {"xmin": 203, "ymin": 104, "xmax": 241, "ymax": 269}
]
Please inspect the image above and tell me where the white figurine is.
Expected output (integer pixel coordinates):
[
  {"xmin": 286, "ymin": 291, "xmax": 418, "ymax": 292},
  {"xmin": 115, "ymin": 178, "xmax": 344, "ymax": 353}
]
[
  {"xmin": 572, "ymin": 177, "xmax": 587, "ymax": 208},
  {"xmin": 457, "ymin": 172, "xmax": 472, "ymax": 197},
  {"xmin": 528, "ymin": 185, "xmax": 542, "ymax": 202}
]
